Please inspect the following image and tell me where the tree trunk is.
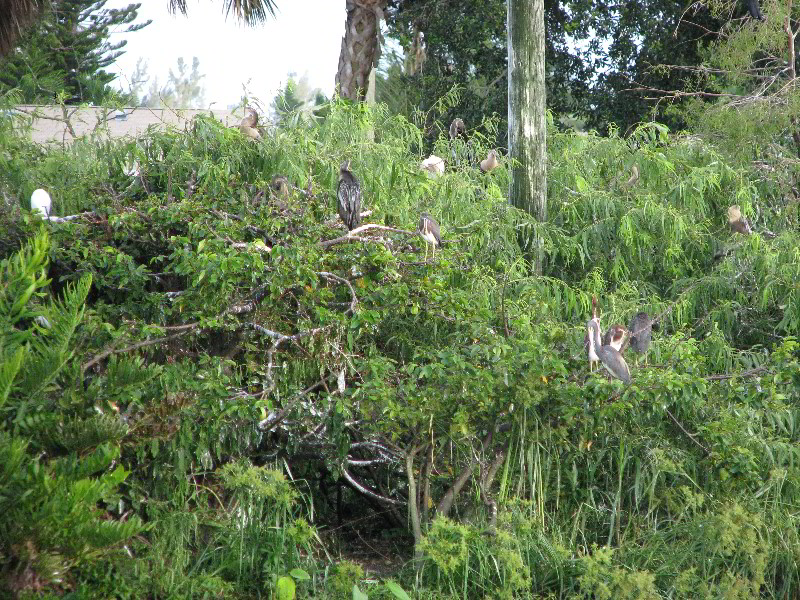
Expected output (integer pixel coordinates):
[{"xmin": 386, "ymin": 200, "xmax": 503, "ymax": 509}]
[
  {"xmin": 507, "ymin": 0, "xmax": 547, "ymax": 273},
  {"xmin": 336, "ymin": 0, "xmax": 386, "ymax": 101}
]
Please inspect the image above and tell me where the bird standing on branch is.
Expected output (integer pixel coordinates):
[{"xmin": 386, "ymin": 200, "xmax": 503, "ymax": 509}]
[
  {"xmin": 480, "ymin": 150, "xmax": 499, "ymax": 173},
  {"xmin": 449, "ymin": 118, "xmax": 466, "ymax": 140},
  {"xmin": 587, "ymin": 319, "xmax": 631, "ymax": 384},
  {"xmin": 584, "ymin": 296, "xmax": 600, "ymax": 372},
  {"xmin": 239, "ymin": 108, "xmax": 261, "ymax": 140},
  {"xmin": 745, "ymin": 0, "xmax": 764, "ymax": 20},
  {"xmin": 337, "ymin": 160, "xmax": 362, "ymax": 231},
  {"xmin": 628, "ymin": 312, "xmax": 658, "ymax": 366},
  {"xmin": 602, "ymin": 324, "xmax": 627, "ymax": 351},
  {"xmin": 418, "ymin": 212, "xmax": 441, "ymax": 261},
  {"xmin": 727, "ymin": 205, "xmax": 752, "ymax": 235}
]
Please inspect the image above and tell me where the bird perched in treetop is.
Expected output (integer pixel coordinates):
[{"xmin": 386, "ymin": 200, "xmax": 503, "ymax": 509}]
[
  {"xmin": 239, "ymin": 108, "xmax": 260, "ymax": 140},
  {"xmin": 745, "ymin": 0, "xmax": 764, "ymax": 20},
  {"xmin": 602, "ymin": 324, "xmax": 627, "ymax": 352},
  {"xmin": 584, "ymin": 296, "xmax": 600, "ymax": 372},
  {"xmin": 727, "ymin": 205, "xmax": 752, "ymax": 235},
  {"xmin": 337, "ymin": 160, "xmax": 362, "ymax": 231},
  {"xmin": 587, "ymin": 319, "xmax": 631, "ymax": 384},
  {"xmin": 30, "ymin": 188, "xmax": 52, "ymax": 218},
  {"xmin": 480, "ymin": 150, "xmax": 499, "ymax": 173},
  {"xmin": 421, "ymin": 154, "xmax": 445, "ymax": 176},
  {"xmin": 627, "ymin": 312, "xmax": 659, "ymax": 366},
  {"xmin": 418, "ymin": 212, "xmax": 441, "ymax": 262},
  {"xmin": 449, "ymin": 118, "xmax": 466, "ymax": 140},
  {"xmin": 271, "ymin": 175, "xmax": 289, "ymax": 200}
]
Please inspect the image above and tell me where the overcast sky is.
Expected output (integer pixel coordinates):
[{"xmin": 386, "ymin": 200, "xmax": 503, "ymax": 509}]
[{"xmin": 106, "ymin": 1, "xmax": 347, "ymax": 109}]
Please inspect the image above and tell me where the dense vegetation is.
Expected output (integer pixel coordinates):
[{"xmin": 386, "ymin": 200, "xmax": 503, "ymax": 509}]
[{"xmin": 1, "ymin": 87, "xmax": 798, "ymax": 598}]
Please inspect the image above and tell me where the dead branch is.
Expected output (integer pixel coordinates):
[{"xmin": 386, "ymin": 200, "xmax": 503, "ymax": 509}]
[
  {"xmin": 341, "ymin": 467, "xmax": 404, "ymax": 505},
  {"xmin": 82, "ymin": 329, "xmax": 194, "ymax": 373},
  {"xmin": 664, "ymin": 407, "xmax": 710, "ymax": 455},
  {"xmin": 320, "ymin": 223, "xmax": 416, "ymax": 248},
  {"xmin": 318, "ymin": 271, "xmax": 358, "ymax": 314}
]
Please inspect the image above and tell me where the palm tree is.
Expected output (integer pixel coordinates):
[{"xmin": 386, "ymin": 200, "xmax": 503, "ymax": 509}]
[{"xmin": 1, "ymin": 0, "xmax": 386, "ymax": 103}]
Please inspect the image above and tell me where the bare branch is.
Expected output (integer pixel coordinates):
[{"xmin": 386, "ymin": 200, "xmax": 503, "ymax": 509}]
[
  {"xmin": 318, "ymin": 271, "xmax": 358, "ymax": 314},
  {"xmin": 341, "ymin": 467, "xmax": 404, "ymax": 505},
  {"xmin": 320, "ymin": 223, "xmax": 416, "ymax": 248}
]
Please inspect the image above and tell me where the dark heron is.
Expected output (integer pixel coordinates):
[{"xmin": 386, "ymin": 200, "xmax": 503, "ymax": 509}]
[
  {"xmin": 449, "ymin": 118, "xmax": 466, "ymax": 140},
  {"xmin": 587, "ymin": 319, "xmax": 631, "ymax": 384},
  {"xmin": 727, "ymin": 205, "xmax": 752, "ymax": 235},
  {"xmin": 583, "ymin": 296, "xmax": 600, "ymax": 372},
  {"xmin": 337, "ymin": 160, "xmax": 362, "ymax": 231},
  {"xmin": 418, "ymin": 212, "xmax": 441, "ymax": 261},
  {"xmin": 628, "ymin": 312, "xmax": 659, "ymax": 366}
]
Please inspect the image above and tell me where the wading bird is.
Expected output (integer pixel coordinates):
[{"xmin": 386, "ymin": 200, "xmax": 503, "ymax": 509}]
[
  {"xmin": 30, "ymin": 188, "xmax": 52, "ymax": 218},
  {"xmin": 271, "ymin": 175, "xmax": 289, "ymax": 200},
  {"xmin": 602, "ymin": 324, "xmax": 627, "ymax": 351},
  {"xmin": 418, "ymin": 212, "xmax": 441, "ymax": 261},
  {"xmin": 421, "ymin": 155, "xmax": 445, "ymax": 176},
  {"xmin": 584, "ymin": 296, "xmax": 600, "ymax": 372},
  {"xmin": 337, "ymin": 160, "xmax": 362, "ymax": 231},
  {"xmin": 239, "ymin": 108, "xmax": 261, "ymax": 140},
  {"xmin": 449, "ymin": 118, "xmax": 466, "ymax": 140},
  {"xmin": 628, "ymin": 312, "xmax": 658, "ymax": 366},
  {"xmin": 480, "ymin": 150, "xmax": 499, "ymax": 173},
  {"xmin": 587, "ymin": 319, "xmax": 631, "ymax": 384},
  {"xmin": 727, "ymin": 205, "xmax": 752, "ymax": 235}
]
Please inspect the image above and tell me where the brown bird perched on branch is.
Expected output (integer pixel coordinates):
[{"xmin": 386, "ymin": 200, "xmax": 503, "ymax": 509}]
[
  {"xmin": 337, "ymin": 160, "xmax": 362, "ymax": 231},
  {"xmin": 418, "ymin": 212, "xmax": 441, "ymax": 261},
  {"xmin": 239, "ymin": 108, "xmax": 261, "ymax": 140},
  {"xmin": 480, "ymin": 150, "xmax": 499, "ymax": 173},
  {"xmin": 727, "ymin": 205, "xmax": 752, "ymax": 235},
  {"xmin": 602, "ymin": 325, "xmax": 627, "ymax": 351},
  {"xmin": 271, "ymin": 175, "xmax": 289, "ymax": 200}
]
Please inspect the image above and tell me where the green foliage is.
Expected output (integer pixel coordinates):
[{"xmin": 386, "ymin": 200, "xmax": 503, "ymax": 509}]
[
  {"xmin": 0, "ymin": 97, "xmax": 799, "ymax": 599},
  {"xmin": 0, "ymin": 231, "xmax": 144, "ymax": 596},
  {"xmin": 0, "ymin": 0, "xmax": 149, "ymax": 104}
]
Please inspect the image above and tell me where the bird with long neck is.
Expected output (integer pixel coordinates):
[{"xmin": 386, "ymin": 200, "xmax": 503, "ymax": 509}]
[
  {"xmin": 418, "ymin": 212, "xmax": 441, "ymax": 261},
  {"xmin": 584, "ymin": 296, "xmax": 600, "ymax": 372},
  {"xmin": 587, "ymin": 319, "xmax": 631, "ymax": 384}
]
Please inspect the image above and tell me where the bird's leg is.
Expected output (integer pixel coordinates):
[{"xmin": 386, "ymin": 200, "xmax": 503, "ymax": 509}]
[
  {"xmin": 424, "ymin": 242, "xmax": 429, "ymax": 262},
  {"xmin": 432, "ymin": 243, "xmax": 436, "ymax": 261}
]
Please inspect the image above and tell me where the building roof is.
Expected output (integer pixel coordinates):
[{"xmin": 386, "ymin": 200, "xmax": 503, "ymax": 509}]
[{"xmin": 7, "ymin": 105, "xmax": 246, "ymax": 146}]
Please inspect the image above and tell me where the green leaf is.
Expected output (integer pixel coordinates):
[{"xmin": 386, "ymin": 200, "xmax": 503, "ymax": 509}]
[
  {"xmin": 352, "ymin": 585, "xmax": 368, "ymax": 600},
  {"xmin": 289, "ymin": 568, "xmax": 311, "ymax": 581},
  {"xmin": 385, "ymin": 580, "xmax": 410, "ymax": 600}
]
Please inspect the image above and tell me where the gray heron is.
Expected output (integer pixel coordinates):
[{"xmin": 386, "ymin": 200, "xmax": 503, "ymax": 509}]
[
  {"xmin": 337, "ymin": 160, "xmax": 362, "ymax": 231},
  {"xmin": 587, "ymin": 319, "xmax": 631, "ymax": 384}
]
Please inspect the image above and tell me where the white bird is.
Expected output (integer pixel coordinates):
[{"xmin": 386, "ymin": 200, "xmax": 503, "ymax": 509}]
[
  {"xmin": 421, "ymin": 154, "xmax": 445, "ymax": 176},
  {"xmin": 30, "ymin": 189, "xmax": 52, "ymax": 218}
]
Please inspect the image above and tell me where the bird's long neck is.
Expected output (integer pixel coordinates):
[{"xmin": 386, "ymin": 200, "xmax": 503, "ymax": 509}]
[{"xmin": 591, "ymin": 323, "xmax": 603, "ymax": 349}]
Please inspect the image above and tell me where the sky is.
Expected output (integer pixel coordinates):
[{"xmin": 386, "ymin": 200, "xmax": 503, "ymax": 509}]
[{"xmin": 105, "ymin": 1, "xmax": 347, "ymax": 109}]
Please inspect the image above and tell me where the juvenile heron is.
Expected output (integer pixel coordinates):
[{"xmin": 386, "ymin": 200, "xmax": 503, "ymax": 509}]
[
  {"xmin": 449, "ymin": 118, "xmax": 466, "ymax": 140},
  {"xmin": 480, "ymin": 150, "xmax": 499, "ymax": 173},
  {"xmin": 271, "ymin": 175, "xmax": 289, "ymax": 200},
  {"xmin": 337, "ymin": 160, "xmax": 362, "ymax": 231},
  {"xmin": 30, "ymin": 188, "xmax": 52, "ymax": 218},
  {"xmin": 583, "ymin": 296, "xmax": 600, "ymax": 372},
  {"xmin": 727, "ymin": 205, "xmax": 752, "ymax": 235},
  {"xmin": 602, "ymin": 324, "xmax": 627, "ymax": 352},
  {"xmin": 628, "ymin": 312, "xmax": 658, "ymax": 366},
  {"xmin": 418, "ymin": 212, "xmax": 441, "ymax": 261},
  {"xmin": 239, "ymin": 108, "xmax": 261, "ymax": 140},
  {"xmin": 587, "ymin": 319, "xmax": 631, "ymax": 384}
]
